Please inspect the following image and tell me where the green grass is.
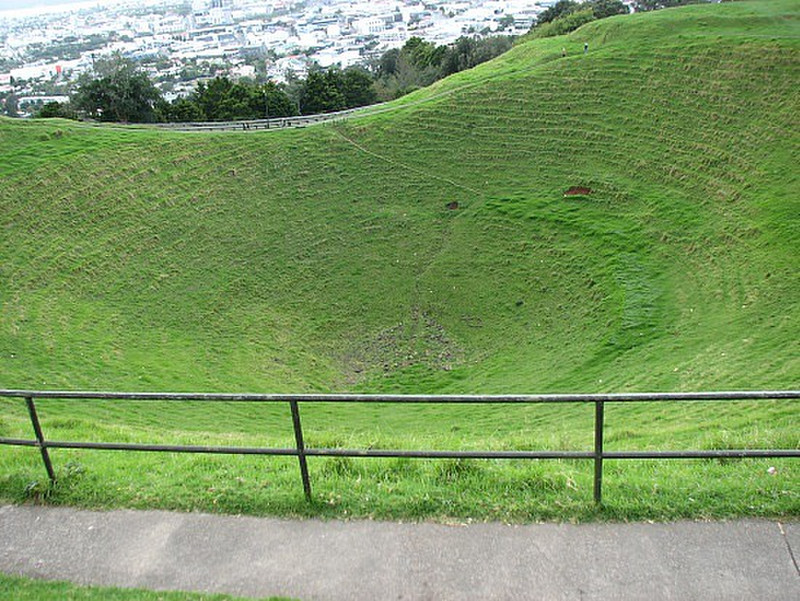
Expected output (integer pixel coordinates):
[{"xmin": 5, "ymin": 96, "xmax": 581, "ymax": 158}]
[
  {"xmin": 0, "ymin": 573, "xmax": 292, "ymax": 601},
  {"xmin": 0, "ymin": 0, "xmax": 798, "ymax": 522}
]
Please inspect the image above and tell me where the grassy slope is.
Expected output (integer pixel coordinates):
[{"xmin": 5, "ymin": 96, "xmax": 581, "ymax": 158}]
[{"xmin": 0, "ymin": 0, "xmax": 797, "ymax": 521}]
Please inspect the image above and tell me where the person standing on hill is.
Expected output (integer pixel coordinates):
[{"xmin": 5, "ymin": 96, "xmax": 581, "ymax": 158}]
[
  {"xmin": 584, "ymin": 42, "xmax": 589, "ymax": 54},
  {"xmin": 562, "ymin": 47, "xmax": 567, "ymax": 57}
]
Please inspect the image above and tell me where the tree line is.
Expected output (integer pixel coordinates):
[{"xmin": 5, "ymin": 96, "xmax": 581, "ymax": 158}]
[
  {"xmin": 371, "ymin": 35, "xmax": 513, "ymax": 100},
  {"xmin": 35, "ymin": 34, "xmax": 515, "ymax": 124}
]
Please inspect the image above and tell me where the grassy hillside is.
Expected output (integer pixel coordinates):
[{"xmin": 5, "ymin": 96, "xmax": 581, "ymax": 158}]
[{"xmin": 0, "ymin": 0, "xmax": 797, "ymax": 521}]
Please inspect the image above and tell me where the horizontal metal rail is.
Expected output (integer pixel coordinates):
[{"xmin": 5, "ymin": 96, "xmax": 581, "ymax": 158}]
[
  {"xmin": 0, "ymin": 389, "xmax": 797, "ymax": 505},
  {"xmin": 149, "ymin": 103, "xmax": 384, "ymax": 132},
  {"xmin": 2, "ymin": 438, "xmax": 794, "ymax": 460},
  {"xmin": 0, "ymin": 389, "xmax": 796, "ymax": 402}
]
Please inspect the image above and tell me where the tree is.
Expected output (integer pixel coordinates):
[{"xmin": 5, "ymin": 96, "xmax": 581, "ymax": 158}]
[
  {"xmin": 193, "ymin": 76, "xmax": 238, "ymax": 120},
  {"xmin": 3, "ymin": 93, "xmax": 19, "ymax": 117},
  {"xmin": 373, "ymin": 37, "xmax": 445, "ymax": 100},
  {"xmin": 440, "ymin": 37, "xmax": 478, "ymax": 77},
  {"xmin": 260, "ymin": 81, "xmax": 298, "ymax": 118},
  {"xmin": 536, "ymin": 0, "xmax": 579, "ymax": 25},
  {"xmin": 149, "ymin": 78, "xmax": 297, "ymax": 123},
  {"xmin": 403, "ymin": 37, "xmax": 446, "ymax": 70},
  {"xmin": 498, "ymin": 15, "xmax": 515, "ymax": 31},
  {"xmin": 373, "ymin": 34, "xmax": 512, "ymax": 101},
  {"xmin": 213, "ymin": 81, "xmax": 251, "ymax": 121},
  {"xmin": 165, "ymin": 97, "xmax": 204, "ymax": 122},
  {"xmin": 341, "ymin": 67, "xmax": 377, "ymax": 108},
  {"xmin": 591, "ymin": 0, "xmax": 628, "ymax": 18},
  {"xmin": 440, "ymin": 36, "xmax": 513, "ymax": 77},
  {"xmin": 475, "ymin": 36, "xmax": 514, "ymax": 64},
  {"xmin": 377, "ymin": 48, "xmax": 400, "ymax": 78},
  {"xmin": 187, "ymin": 77, "xmax": 297, "ymax": 121},
  {"xmin": 72, "ymin": 55, "xmax": 162, "ymax": 122},
  {"xmin": 299, "ymin": 69, "xmax": 346, "ymax": 114},
  {"xmin": 35, "ymin": 101, "xmax": 77, "ymax": 119}
]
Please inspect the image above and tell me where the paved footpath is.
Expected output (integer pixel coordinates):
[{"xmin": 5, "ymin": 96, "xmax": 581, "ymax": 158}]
[{"xmin": 0, "ymin": 505, "xmax": 798, "ymax": 601}]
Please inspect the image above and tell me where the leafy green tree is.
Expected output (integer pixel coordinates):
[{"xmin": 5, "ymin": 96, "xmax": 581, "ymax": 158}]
[
  {"xmin": 473, "ymin": 36, "xmax": 514, "ymax": 64},
  {"xmin": 3, "ymin": 92, "xmax": 19, "ymax": 117},
  {"xmin": 591, "ymin": 0, "xmax": 628, "ymax": 18},
  {"xmin": 525, "ymin": 0, "xmax": 630, "ymax": 39},
  {"xmin": 166, "ymin": 97, "xmax": 204, "ymax": 122},
  {"xmin": 374, "ymin": 53, "xmax": 428, "ymax": 100},
  {"xmin": 299, "ymin": 70, "xmax": 346, "ymax": 114},
  {"xmin": 374, "ymin": 34, "xmax": 512, "ymax": 101},
  {"xmin": 72, "ymin": 56, "xmax": 162, "ymax": 122},
  {"xmin": 341, "ymin": 67, "xmax": 377, "ymax": 108},
  {"xmin": 498, "ymin": 15, "xmax": 515, "ymax": 31},
  {"xmin": 441, "ymin": 37, "xmax": 478, "ymax": 76},
  {"xmin": 440, "ymin": 36, "xmax": 513, "ymax": 77},
  {"xmin": 35, "ymin": 101, "xmax": 77, "ymax": 119},
  {"xmin": 156, "ymin": 78, "xmax": 296, "ymax": 122},
  {"xmin": 374, "ymin": 37, "xmax": 447, "ymax": 100},
  {"xmin": 188, "ymin": 77, "xmax": 296, "ymax": 121},
  {"xmin": 215, "ymin": 82, "xmax": 251, "ymax": 120},
  {"xmin": 193, "ymin": 76, "xmax": 238, "ymax": 120},
  {"xmin": 403, "ymin": 37, "xmax": 446, "ymax": 70},
  {"xmin": 536, "ymin": 0, "xmax": 579, "ymax": 25},
  {"xmin": 260, "ymin": 81, "xmax": 298, "ymax": 118},
  {"xmin": 377, "ymin": 48, "xmax": 400, "ymax": 78}
]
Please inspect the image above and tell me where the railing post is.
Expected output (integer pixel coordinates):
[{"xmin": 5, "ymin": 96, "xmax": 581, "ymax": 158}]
[
  {"xmin": 25, "ymin": 397, "xmax": 56, "ymax": 483},
  {"xmin": 289, "ymin": 400, "xmax": 312, "ymax": 501},
  {"xmin": 594, "ymin": 400, "xmax": 604, "ymax": 505}
]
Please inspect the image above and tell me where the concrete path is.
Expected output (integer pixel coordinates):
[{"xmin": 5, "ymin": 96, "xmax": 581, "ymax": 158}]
[{"xmin": 0, "ymin": 505, "xmax": 798, "ymax": 601}]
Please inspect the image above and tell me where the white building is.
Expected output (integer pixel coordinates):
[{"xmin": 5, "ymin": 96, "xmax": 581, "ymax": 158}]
[{"xmin": 354, "ymin": 17, "xmax": 386, "ymax": 35}]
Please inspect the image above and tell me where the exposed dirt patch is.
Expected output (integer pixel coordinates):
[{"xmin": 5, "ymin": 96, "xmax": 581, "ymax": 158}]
[
  {"xmin": 564, "ymin": 186, "xmax": 592, "ymax": 196},
  {"xmin": 340, "ymin": 308, "xmax": 462, "ymax": 384}
]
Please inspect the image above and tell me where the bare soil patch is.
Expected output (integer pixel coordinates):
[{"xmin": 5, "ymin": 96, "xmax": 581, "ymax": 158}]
[
  {"xmin": 341, "ymin": 308, "xmax": 462, "ymax": 384},
  {"xmin": 564, "ymin": 186, "xmax": 592, "ymax": 196}
]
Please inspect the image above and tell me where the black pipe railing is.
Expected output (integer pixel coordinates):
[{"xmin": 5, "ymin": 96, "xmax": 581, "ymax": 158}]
[
  {"xmin": 0, "ymin": 389, "xmax": 797, "ymax": 504},
  {"xmin": 149, "ymin": 103, "xmax": 386, "ymax": 132}
]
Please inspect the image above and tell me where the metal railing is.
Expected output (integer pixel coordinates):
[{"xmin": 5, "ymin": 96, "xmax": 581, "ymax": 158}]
[
  {"xmin": 0, "ymin": 389, "xmax": 797, "ymax": 504},
  {"xmin": 148, "ymin": 100, "xmax": 404, "ymax": 132},
  {"xmin": 150, "ymin": 103, "xmax": 386, "ymax": 132}
]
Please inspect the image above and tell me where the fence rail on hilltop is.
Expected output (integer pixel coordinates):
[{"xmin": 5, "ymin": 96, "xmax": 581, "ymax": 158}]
[{"xmin": 150, "ymin": 103, "xmax": 390, "ymax": 132}]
